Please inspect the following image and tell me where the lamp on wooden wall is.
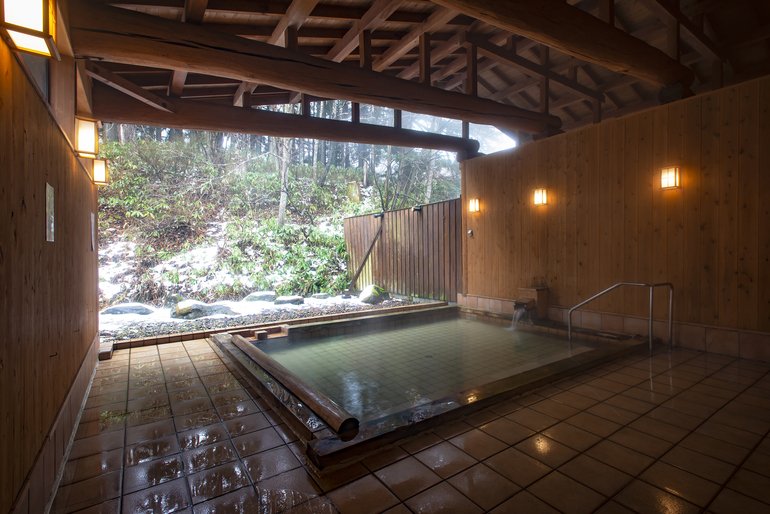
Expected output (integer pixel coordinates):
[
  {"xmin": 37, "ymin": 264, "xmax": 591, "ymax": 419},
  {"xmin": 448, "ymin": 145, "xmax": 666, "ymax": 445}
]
[
  {"xmin": 0, "ymin": 0, "xmax": 60, "ymax": 60},
  {"xmin": 75, "ymin": 117, "xmax": 99, "ymax": 158},
  {"xmin": 92, "ymin": 159, "xmax": 108, "ymax": 186},
  {"xmin": 533, "ymin": 188, "xmax": 547, "ymax": 205},
  {"xmin": 660, "ymin": 166, "xmax": 681, "ymax": 189},
  {"xmin": 468, "ymin": 198, "xmax": 480, "ymax": 213}
]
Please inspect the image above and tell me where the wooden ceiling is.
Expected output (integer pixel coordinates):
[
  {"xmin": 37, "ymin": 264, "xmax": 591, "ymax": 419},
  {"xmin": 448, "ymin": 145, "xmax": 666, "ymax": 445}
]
[{"xmin": 73, "ymin": 0, "xmax": 770, "ymax": 148}]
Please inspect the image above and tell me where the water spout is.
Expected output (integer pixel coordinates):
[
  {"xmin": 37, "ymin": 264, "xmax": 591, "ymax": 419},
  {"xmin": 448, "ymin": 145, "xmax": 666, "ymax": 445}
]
[{"xmin": 505, "ymin": 307, "xmax": 527, "ymax": 331}]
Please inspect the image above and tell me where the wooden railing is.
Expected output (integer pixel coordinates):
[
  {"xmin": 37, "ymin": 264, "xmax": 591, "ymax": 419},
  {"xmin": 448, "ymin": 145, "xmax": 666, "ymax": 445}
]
[{"xmin": 343, "ymin": 198, "xmax": 462, "ymax": 302}]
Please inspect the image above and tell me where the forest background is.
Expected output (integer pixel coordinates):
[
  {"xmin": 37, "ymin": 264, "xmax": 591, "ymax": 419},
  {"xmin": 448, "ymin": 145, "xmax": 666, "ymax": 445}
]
[{"xmin": 98, "ymin": 100, "xmax": 515, "ymax": 308}]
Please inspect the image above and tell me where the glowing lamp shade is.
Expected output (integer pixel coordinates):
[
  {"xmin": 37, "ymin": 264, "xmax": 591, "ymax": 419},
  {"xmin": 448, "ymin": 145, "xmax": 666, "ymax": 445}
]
[
  {"xmin": 533, "ymin": 188, "xmax": 547, "ymax": 205},
  {"xmin": 468, "ymin": 198, "xmax": 480, "ymax": 213},
  {"xmin": 93, "ymin": 159, "xmax": 108, "ymax": 186},
  {"xmin": 75, "ymin": 117, "xmax": 99, "ymax": 158},
  {"xmin": 1, "ymin": 0, "xmax": 60, "ymax": 59},
  {"xmin": 661, "ymin": 166, "xmax": 680, "ymax": 189}
]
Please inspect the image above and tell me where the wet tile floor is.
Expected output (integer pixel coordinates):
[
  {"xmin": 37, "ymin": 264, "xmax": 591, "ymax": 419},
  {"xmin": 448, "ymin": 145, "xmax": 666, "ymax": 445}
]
[{"xmin": 52, "ymin": 339, "xmax": 770, "ymax": 513}]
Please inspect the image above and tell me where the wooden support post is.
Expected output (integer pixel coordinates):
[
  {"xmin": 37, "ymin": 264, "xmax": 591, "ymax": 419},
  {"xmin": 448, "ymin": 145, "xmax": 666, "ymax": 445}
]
[
  {"xmin": 394, "ymin": 109, "xmax": 402, "ymax": 129},
  {"xmin": 352, "ymin": 102, "xmax": 360, "ymax": 123},
  {"xmin": 243, "ymin": 91, "xmax": 252, "ymax": 108},
  {"xmin": 466, "ymin": 44, "xmax": 478, "ymax": 97},
  {"xmin": 600, "ymin": 0, "xmax": 615, "ymax": 25},
  {"xmin": 360, "ymin": 30, "xmax": 373, "ymax": 70},
  {"xmin": 302, "ymin": 94, "xmax": 311, "ymax": 116},
  {"xmin": 667, "ymin": 19, "xmax": 681, "ymax": 61},
  {"xmin": 539, "ymin": 45, "xmax": 549, "ymax": 114},
  {"xmin": 462, "ymin": 121, "xmax": 470, "ymax": 139},
  {"xmin": 592, "ymin": 99, "xmax": 602, "ymax": 124},
  {"xmin": 419, "ymin": 32, "xmax": 432, "ymax": 86}
]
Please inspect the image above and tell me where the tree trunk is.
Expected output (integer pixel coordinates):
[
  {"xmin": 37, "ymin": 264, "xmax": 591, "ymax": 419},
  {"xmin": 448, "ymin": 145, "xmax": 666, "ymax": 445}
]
[{"xmin": 277, "ymin": 137, "xmax": 292, "ymax": 226}]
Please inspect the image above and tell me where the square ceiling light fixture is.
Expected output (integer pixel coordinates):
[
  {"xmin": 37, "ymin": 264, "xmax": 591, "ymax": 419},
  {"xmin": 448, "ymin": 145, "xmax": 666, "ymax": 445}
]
[
  {"xmin": 468, "ymin": 198, "xmax": 480, "ymax": 213},
  {"xmin": 661, "ymin": 166, "xmax": 681, "ymax": 189},
  {"xmin": 75, "ymin": 117, "xmax": 99, "ymax": 158},
  {"xmin": 533, "ymin": 188, "xmax": 547, "ymax": 205},
  {"xmin": 1, "ymin": 0, "xmax": 60, "ymax": 59}
]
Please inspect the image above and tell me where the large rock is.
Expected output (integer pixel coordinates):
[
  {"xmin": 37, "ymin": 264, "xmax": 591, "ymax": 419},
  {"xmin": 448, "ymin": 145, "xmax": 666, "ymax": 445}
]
[
  {"xmin": 244, "ymin": 291, "xmax": 277, "ymax": 302},
  {"xmin": 173, "ymin": 300, "xmax": 235, "ymax": 319},
  {"xmin": 164, "ymin": 293, "xmax": 185, "ymax": 307},
  {"xmin": 274, "ymin": 295, "xmax": 305, "ymax": 305},
  {"xmin": 101, "ymin": 303, "xmax": 154, "ymax": 315},
  {"xmin": 311, "ymin": 293, "xmax": 331, "ymax": 300},
  {"xmin": 359, "ymin": 285, "xmax": 389, "ymax": 305}
]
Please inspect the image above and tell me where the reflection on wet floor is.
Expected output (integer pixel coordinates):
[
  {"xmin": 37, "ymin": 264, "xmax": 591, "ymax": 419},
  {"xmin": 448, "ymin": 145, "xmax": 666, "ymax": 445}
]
[
  {"xmin": 258, "ymin": 318, "xmax": 605, "ymax": 421},
  {"xmin": 52, "ymin": 339, "xmax": 770, "ymax": 513}
]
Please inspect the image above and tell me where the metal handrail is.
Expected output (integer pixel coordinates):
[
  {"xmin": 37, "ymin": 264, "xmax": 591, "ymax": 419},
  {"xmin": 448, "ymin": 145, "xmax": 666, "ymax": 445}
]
[{"xmin": 568, "ymin": 282, "xmax": 674, "ymax": 354}]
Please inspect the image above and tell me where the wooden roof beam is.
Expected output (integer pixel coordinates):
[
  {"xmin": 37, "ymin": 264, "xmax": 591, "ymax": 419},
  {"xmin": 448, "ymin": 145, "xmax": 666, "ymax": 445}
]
[
  {"xmin": 636, "ymin": 0, "xmax": 726, "ymax": 62},
  {"xmin": 85, "ymin": 60, "xmax": 177, "ymax": 112},
  {"xmin": 431, "ymin": 30, "xmax": 511, "ymax": 82},
  {"xmin": 325, "ymin": 0, "xmax": 404, "ymax": 62},
  {"xmin": 71, "ymin": 0, "xmax": 560, "ymax": 133},
  {"xmin": 168, "ymin": 0, "xmax": 208, "ymax": 96},
  {"xmin": 430, "ymin": 0, "xmax": 694, "ymax": 88},
  {"xmin": 92, "ymin": 82, "xmax": 481, "ymax": 157}
]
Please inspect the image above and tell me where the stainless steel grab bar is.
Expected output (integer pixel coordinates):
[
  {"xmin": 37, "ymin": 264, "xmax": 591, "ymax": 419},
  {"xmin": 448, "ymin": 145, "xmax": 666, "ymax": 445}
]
[{"xmin": 567, "ymin": 282, "xmax": 674, "ymax": 354}]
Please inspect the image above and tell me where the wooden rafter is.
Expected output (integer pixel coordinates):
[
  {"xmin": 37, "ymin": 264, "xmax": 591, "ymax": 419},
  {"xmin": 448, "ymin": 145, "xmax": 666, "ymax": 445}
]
[
  {"xmin": 70, "ymin": 0, "xmax": 561, "ymax": 133},
  {"xmin": 430, "ymin": 0, "xmax": 694, "ymax": 87},
  {"xmin": 85, "ymin": 61, "xmax": 177, "ymax": 112},
  {"xmin": 325, "ymin": 0, "xmax": 404, "ymax": 62},
  {"xmin": 168, "ymin": 0, "xmax": 209, "ymax": 96},
  {"xmin": 92, "ymin": 82, "xmax": 481, "ymax": 156}
]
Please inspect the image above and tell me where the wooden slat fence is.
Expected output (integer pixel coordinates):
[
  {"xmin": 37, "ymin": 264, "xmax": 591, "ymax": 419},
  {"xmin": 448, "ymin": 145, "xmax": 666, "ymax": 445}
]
[{"xmin": 343, "ymin": 198, "xmax": 462, "ymax": 302}]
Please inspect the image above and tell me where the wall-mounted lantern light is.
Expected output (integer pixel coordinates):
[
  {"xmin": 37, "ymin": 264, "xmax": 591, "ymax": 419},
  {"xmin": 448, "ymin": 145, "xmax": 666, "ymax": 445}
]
[
  {"xmin": 92, "ymin": 158, "xmax": 108, "ymax": 186},
  {"xmin": 1, "ymin": 0, "xmax": 60, "ymax": 60},
  {"xmin": 468, "ymin": 198, "xmax": 480, "ymax": 213},
  {"xmin": 533, "ymin": 188, "xmax": 547, "ymax": 205},
  {"xmin": 75, "ymin": 117, "xmax": 99, "ymax": 158},
  {"xmin": 660, "ymin": 166, "xmax": 680, "ymax": 189}
]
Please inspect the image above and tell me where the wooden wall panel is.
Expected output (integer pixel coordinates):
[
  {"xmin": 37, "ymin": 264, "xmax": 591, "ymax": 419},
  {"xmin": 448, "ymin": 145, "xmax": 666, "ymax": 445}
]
[
  {"xmin": 1, "ymin": 46, "xmax": 99, "ymax": 513},
  {"xmin": 344, "ymin": 198, "xmax": 462, "ymax": 302},
  {"xmin": 460, "ymin": 75, "xmax": 770, "ymax": 333}
]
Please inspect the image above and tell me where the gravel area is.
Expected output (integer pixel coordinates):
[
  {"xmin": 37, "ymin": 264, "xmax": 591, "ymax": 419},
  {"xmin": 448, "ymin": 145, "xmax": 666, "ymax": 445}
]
[{"xmin": 100, "ymin": 298, "xmax": 413, "ymax": 343}]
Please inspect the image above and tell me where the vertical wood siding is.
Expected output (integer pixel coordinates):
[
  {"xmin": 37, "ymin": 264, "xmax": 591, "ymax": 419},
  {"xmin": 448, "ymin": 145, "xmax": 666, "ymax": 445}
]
[
  {"xmin": 461, "ymin": 76, "xmax": 770, "ymax": 333},
  {"xmin": 344, "ymin": 199, "xmax": 462, "ymax": 301}
]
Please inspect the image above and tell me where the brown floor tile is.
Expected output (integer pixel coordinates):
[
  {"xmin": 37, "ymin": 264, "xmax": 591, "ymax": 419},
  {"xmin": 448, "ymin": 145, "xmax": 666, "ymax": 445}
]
[
  {"xmin": 84, "ymin": 391, "xmax": 127, "ymax": 410},
  {"xmin": 255, "ymin": 466, "xmax": 323, "ymax": 497},
  {"xmin": 205, "ymin": 379, "xmax": 243, "ymax": 395},
  {"xmin": 726, "ymin": 468, "xmax": 770, "ymax": 504},
  {"xmin": 374, "ymin": 456, "xmax": 442, "ymax": 501},
  {"xmin": 232, "ymin": 426, "xmax": 284, "ymax": 458},
  {"xmin": 485, "ymin": 448, "xmax": 552, "ymax": 488},
  {"xmin": 75, "ymin": 416, "xmax": 126, "ymax": 439},
  {"xmin": 243, "ymin": 446, "xmax": 301, "ymax": 482},
  {"xmin": 621, "ymin": 386, "xmax": 672, "ymax": 406},
  {"xmin": 314, "ymin": 462, "xmax": 370, "ymax": 492},
  {"xmin": 707, "ymin": 487, "xmax": 770, "ymax": 514},
  {"xmin": 586, "ymin": 377, "xmax": 630, "ymax": 394},
  {"xmin": 605, "ymin": 394, "xmax": 656, "ymax": 415},
  {"xmin": 174, "ymin": 408, "xmax": 220, "ymax": 431},
  {"xmin": 627, "ymin": 415, "xmax": 689, "ymax": 444},
  {"xmin": 663, "ymin": 396, "xmax": 721, "ymax": 418},
  {"xmin": 711, "ymin": 408, "xmax": 770, "ymax": 435},
  {"xmin": 464, "ymin": 409, "xmax": 501, "ymax": 427},
  {"xmin": 586, "ymin": 440, "xmax": 654, "ymax": 476},
  {"xmin": 515, "ymin": 434, "xmax": 578, "ymax": 468},
  {"xmin": 188, "ymin": 461, "xmax": 251, "ymax": 504},
  {"xmin": 505, "ymin": 407, "xmax": 559, "ymax": 432},
  {"xmin": 51, "ymin": 470, "xmax": 122, "ymax": 514},
  {"xmin": 126, "ymin": 418, "xmax": 177, "ymax": 445},
  {"xmin": 695, "ymin": 420, "xmax": 763, "ymax": 449},
  {"xmin": 587, "ymin": 403, "xmax": 640, "ymax": 426},
  {"xmin": 449, "ymin": 428, "xmax": 508, "ymax": 460},
  {"xmin": 660, "ymin": 446, "xmax": 736, "ymax": 485},
  {"xmin": 216, "ymin": 400, "xmax": 259, "ymax": 421},
  {"xmin": 327, "ymin": 474, "xmax": 400, "ymax": 514},
  {"xmin": 543, "ymin": 422, "xmax": 602, "ymax": 452},
  {"xmin": 647, "ymin": 406, "xmax": 703, "ymax": 431},
  {"xmin": 528, "ymin": 471, "xmax": 606, "ymax": 514},
  {"xmin": 741, "ymin": 450, "xmax": 770, "ymax": 478},
  {"xmin": 559, "ymin": 454, "xmax": 632, "ymax": 497},
  {"xmin": 125, "ymin": 434, "xmax": 181, "ymax": 467},
  {"xmin": 447, "ymin": 463, "xmax": 520, "ymax": 511},
  {"xmin": 130, "ymin": 376, "xmax": 165, "ymax": 389},
  {"xmin": 169, "ymin": 386, "xmax": 208, "ymax": 404},
  {"xmin": 191, "ymin": 485, "xmax": 260, "ymax": 514},
  {"xmin": 566, "ymin": 411, "xmax": 623, "ymax": 438},
  {"xmin": 489, "ymin": 400, "xmax": 524, "ymax": 417},
  {"xmin": 178, "ymin": 423, "xmax": 230, "ymax": 451},
  {"xmin": 273, "ymin": 423, "xmax": 299, "ymax": 444},
  {"xmin": 60, "ymin": 448, "xmax": 123, "ymax": 486},
  {"xmin": 489, "ymin": 491, "xmax": 559, "ymax": 514},
  {"xmin": 164, "ymin": 370, "xmax": 199, "ymax": 383},
  {"xmin": 123, "ymin": 455, "xmax": 185, "ymax": 494},
  {"xmin": 640, "ymin": 461, "xmax": 721, "ymax": 507},
  {"xmin": 614, "ymin": 479, "xmax": 700, "ymax": 514},
  {"xmin": 171, "ymin": 397, "xmax": 214, "ymax": 417},
  {"xmin": 413, "ymin": 441, "xmax": 477, "ymax": 478},
  {"xmin": 66, "ymin": 498, "xmax": 121, "ymax": 514},
  {"xmin": 200, "ymin": 372, "xmax": 236, "ymax": 385},
  {"xmin": 404, "ymin": 482, "xmax": 484, "ymax": 514},
  {"xmin": 479, "ymin": 417, "xmax": 535, "ymax": 446},
  {"xmin": 382, "ymin": 505, "xmax": 411, "ymax": 514},
  {"xmin": 69, "ymin": 430, "xmax": 126, "ymax": 460},
  {"xmin": 679, "ymin": 433, "xmax": 751, "ymax": 466},
  {"xmin": 609, "ymin": 427, "xmax": 673, "ymax": 459},
  {"xmin": 128, "ymin": 385, "xmax": 167, "ymax": 401},
  {"xmin": 121, "ymin": 477, "xmax": 191, "ymax": 514},
  {"xmin": 210, "ymin": 389, "xmax": 252, "ymax": 407},
  {"xmin": 223, "ymin": 412, "xmax": 271, "ymax": 437},
  {"xmin": 80, "ymin": 405, "xmax": 128, "ymax": 424},
  {"xmin": 550, "ymin": 390, "xmax": 600, "ymax": 410},
  {"xmin": 530, "ymin": 399, "xmax": 582, "ymax": 420},
  {"xmin": 126, "ymin": 405, "xmax": 173, "ymax": 428},
  {"xmin": 570, "ymin": 383, "xmax": 616, "ymax": 402},
  {"xmin": 182, "ymin": 440, "xmax": 237, "ymax": 474},
  {"xmin": 362, "ymin": 446, "xmax": 410, "ymax": 472},
  {"xmin": 400, "ymin": 432, "xmax": 443, "ymax": 454},
  {"xmin": 167, "ymin": 378, "xmax": 205, "ymax": 392}
]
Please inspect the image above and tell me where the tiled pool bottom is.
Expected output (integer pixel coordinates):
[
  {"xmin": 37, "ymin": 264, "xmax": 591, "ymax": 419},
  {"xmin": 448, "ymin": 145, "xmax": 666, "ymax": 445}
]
[{"xmin": 256, "ymin": 318, "xmax": 607, "ymax": 423}]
